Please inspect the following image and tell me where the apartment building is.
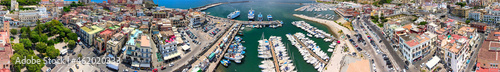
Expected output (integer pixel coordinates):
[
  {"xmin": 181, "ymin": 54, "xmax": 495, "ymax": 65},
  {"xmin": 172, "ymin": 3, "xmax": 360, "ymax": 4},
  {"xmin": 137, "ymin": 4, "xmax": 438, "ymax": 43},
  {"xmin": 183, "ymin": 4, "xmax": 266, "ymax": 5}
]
[
  {"xmin": 476, "ymin": 30, "xmax": 500, "ymax": 72},
  {"xmin": 78, "ymin": 25, "xmax": 104, "ymax": 47}
]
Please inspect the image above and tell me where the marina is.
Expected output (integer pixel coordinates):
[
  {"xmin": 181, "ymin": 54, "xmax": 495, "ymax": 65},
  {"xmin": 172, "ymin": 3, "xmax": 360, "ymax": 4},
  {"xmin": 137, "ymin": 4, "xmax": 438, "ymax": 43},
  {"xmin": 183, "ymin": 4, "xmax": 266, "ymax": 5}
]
[
  {"xmin": 199, "ymin": 0, "xmax": 339, "ymax": 72},
  {"xmin": 223, "ymin": 36, "xmax": 246, "ymax": 63},
  {"xmin": 286, "ymin": 33, "xmax": 329, "ymax": 72},
  {"xmin": 269, "ymin": 36, "xmax": 296, "ymax": 72},
  {"xmin": 292, "ymin": 21, "xmax": 335, "ymax": 42},
  {"xmin": 314, "ymin": 14, "xmax": 337, "ymax": 20},
  {"xmin": 259, "ymin": 35, "xmax": 297, "ymax": 72},
  {"xmin": 294, "ymin": 3, "xmax": 336, "ymax": 11}
]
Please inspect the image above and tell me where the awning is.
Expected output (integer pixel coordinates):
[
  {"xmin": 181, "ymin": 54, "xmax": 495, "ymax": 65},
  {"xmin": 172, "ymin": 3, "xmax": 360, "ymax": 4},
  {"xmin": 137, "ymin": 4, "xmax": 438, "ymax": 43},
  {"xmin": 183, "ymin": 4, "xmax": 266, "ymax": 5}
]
[
  {"xmin": 107, "ymin": 54, "xmax": 114, "ymax": 58},
  {"xmin": 140, "ymin": 63, "xmax": 151, "ymax": 68},
  {"xmin": 131, "ymin": 62, "xmax": 140, "ymax": 67},
  {"xmin": 182, "ymin": 45, "xmax": 190, "ymax": 51},
  {"xmin": 426, "ymin": 56, "xmax": 441, "ymax": 69},
  {"xmin": 163, "ymin": 52, "xmax": 181, "ymax": 60},
  {"xmin": 191, "ymin": 67, "xmax": 201, "ymax": 72},
  {"xmin": 106, "ymin": 62, "xmax": 119, "ymax": 70}
]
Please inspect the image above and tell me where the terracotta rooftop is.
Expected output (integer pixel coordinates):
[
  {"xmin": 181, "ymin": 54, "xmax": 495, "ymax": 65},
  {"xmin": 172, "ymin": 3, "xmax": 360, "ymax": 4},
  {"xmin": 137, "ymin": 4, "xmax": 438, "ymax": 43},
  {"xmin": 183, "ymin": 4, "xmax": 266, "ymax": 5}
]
[
  {"xmin": 402, "ymin": 24, "xmax": 413, "ymax": 30},
  {"xmin": 458, "ymin": 27, "xmax": 475, "ymax": 34},
  {"xmin": 0, "ymin": 43, "xmax": 12, "ymax": 70},
  {"xmin": 139, "ymin": 36, "xmax": 150, "ymax": 47},
  {"xmin": 476, "ymin": 30, "xmax": 500, "ymax": 69},
  {"xmin": 404, "ymin": 34, "xmax": 430, "ymax": 48}
]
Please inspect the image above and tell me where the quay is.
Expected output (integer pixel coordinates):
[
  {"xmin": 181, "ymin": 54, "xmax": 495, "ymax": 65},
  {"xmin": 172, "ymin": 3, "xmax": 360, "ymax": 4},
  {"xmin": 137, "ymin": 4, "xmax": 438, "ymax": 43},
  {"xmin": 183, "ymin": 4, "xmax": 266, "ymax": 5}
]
[
  {"xmin": 207, "ymin": 15, "xmax": 283, "ymax": 27},
  {"xmin": 291, "ymin": 35, "xmax": 328, "ymax": 64},
  {"xmin": 207, "ymin": 15, "xmax": 283, "ymax": 26},
  {"xmin": 206, "ymin": 23, "xmax": 243, "ymax": 72},
  {"xmin": 237, "ymin": 20, "xmax": 282, "ymax": 25},
  {"xmin": 268, "ymin": 39, "xmax": 280, "ymax": 72}
]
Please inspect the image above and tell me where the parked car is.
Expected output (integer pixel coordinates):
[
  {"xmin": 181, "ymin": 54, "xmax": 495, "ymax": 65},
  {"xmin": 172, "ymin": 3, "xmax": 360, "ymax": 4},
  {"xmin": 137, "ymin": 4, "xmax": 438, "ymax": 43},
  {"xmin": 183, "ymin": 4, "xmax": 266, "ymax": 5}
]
[
  {"xmin": 161, "ymin": 66, "xmax": 166, "ymax": 70},
  {"xmin": 169, "ymin": 63, "xmax": 175, "ymax": 67}
]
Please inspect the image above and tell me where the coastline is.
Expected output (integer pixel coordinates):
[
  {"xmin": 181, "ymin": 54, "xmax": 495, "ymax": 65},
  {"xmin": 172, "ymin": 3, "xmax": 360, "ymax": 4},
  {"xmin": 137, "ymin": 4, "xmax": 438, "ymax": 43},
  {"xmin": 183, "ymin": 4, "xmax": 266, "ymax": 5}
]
[{"xmin": 292, "ymin": 14, "xmax": 351, "ymax": 38}]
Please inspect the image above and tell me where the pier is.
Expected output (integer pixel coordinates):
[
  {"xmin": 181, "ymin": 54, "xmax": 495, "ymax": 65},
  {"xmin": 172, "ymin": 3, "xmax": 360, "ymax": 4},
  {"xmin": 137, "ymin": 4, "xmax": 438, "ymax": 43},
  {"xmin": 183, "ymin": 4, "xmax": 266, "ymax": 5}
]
[
  {"xmin": 237, "ymin": 20, "xmax": 282, "ymax": 25},
  {"xmin": 206, "ymin": 15, "xmax": 283, "ymax": 27},
  {"xmin": 268, "ymin": 39, "xmax": 281, "ymax": 72},
  {"xmin": 291, "ymin": 35, "xmax": 328, "ymax": 64},
  {"xmin": 193, "ymin": 3, "xmax": 224, "ymax": 11},
  {"xmin": 206, "ymin": 23, "xmax": 243, "ymax": 72},
  {"xmin": 193, "ymin": 1, "xmax": 250, "ymax": 11}
]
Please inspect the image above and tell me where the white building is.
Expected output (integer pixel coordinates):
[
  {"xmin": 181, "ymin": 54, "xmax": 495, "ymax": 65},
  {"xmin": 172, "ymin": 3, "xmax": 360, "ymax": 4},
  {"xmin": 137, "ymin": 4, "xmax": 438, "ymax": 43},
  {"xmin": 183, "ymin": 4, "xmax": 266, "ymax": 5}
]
[
  {"xmin": 482, "ymin": 10, "xmax": 500, "ymax": 24},
  {"xmin": 37, "ymin": 7, "xmax": 48, "ymax": 18},
  {"xmin": 468, "ymin": 11, "xmax": 483, "ymax": 21},
  {"xmin": 398, "ymin": 33, "xmax": 432, "ymax": 63},
  {"xmin": 18, "ymin": 10, "xmax": 39, "ymax": 22},
  {"xmin": 10, "ymin": 0, "xmax": 18, "ymax": 11},
  {"xmin": 437, "ymin": 27, "xmax": 478, "ymax": 72}
]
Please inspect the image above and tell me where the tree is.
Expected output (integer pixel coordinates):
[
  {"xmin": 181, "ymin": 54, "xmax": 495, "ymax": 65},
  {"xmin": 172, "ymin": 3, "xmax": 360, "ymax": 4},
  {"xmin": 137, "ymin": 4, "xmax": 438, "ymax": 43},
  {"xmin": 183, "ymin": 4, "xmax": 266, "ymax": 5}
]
[
  {"xmin": 15, "ymin": 48, "xmax": 33, "ymax": 56},
  {"xmin": 70, "ymin": 1, "xmax": 77, "ymax": 7},
  {"xmin": 21, "ymin": 32, "xmax": 29, "ymax": 38},
  {"xmin": 68, "ymin": 40, "xmax": 76, "ymax": 50},
  {"xmin": 466, "ymin": 20, "xmax": 471, "ymax": 24},
  {"xmin": 67, "ymin": 33, "xmax": 78, "ymax": 41},
  {"xmin": 63, "ymin": 7, "xmax": 70, "ymax": 12},
  {"xmin": 10, "ymin": 29, "xmax": 17, "ymax": 35},
  {"xmin": 20, "ymin": 39, "xmax": 32, "ymax": 48},
  {"xmin": 25, "ymin": 55, "xmax": 45, "ymax": 72},
  {"xmin": 62, "ymin": 27, "xmax": 71, "ymax": 34},
  {"xmin": 77, "ymin": 53, "xmax": 82, "ymax": 58},
  {"xmin": 45, "ymin": 46, "xmax": 60, "ymax": 59},
  {"xmin": 12, "ymin": 43, "xmax": 24, "ymax": 51},
  {"xmin": 10, "ymin": 54, "xmax": 23, "ymax": 72},
  {"xmin": 20, "ymin": 27, "xmax": 29, "ymax": 34},
  {"xmin": 35, "ymin": 23, "xmax": 45, "ymax": 32},
  {"xmin": 419, "ymin": 22, "xmax": 428, "ymax": 25},
  {"xmin": 59, "ymin": 32, "xmax": 66, "ymax": 38},
  {"xmin": 40, "ymin": 34, "xmax": 48, "ymax": 43},
  {"xmin": 455, "ymin": 2, "xmax": 466, "ymax": 7},
  {"xmin": 378, "ymin": 24, "xmax": 384, "ymax": 27},
  {"xmin": 47, "ymin": 40, "xmax": 54, "ymax": 46},
  {"xmin": 35, "ymin": 42, "xmax": 47, "ymax": 53},
  {"xmin": 29, "ymin": 31, "xmax": 39, "ymax": 43}
]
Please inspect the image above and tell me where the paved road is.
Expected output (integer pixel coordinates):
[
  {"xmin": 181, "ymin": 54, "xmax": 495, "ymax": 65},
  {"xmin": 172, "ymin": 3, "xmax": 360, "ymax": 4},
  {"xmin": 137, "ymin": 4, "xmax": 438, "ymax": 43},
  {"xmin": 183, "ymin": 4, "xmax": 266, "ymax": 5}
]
[
  {"xmin": 465, "ymin": 33, "xmax": 486, "ymax": 72},
  {"xmin": 362, "ymin": 15, "xmax": 407, "ymax": 71},
  {"xmin": 352, "ymin": 18, "xmax": 388, "ymax": 72}
]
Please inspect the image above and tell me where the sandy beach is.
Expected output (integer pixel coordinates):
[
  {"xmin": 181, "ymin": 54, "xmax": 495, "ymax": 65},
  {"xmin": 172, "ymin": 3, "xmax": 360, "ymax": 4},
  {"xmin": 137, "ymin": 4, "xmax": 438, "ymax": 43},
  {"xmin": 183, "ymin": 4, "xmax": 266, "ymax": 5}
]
[{"xmin": 292, "ymin": 14, "xmax": 352, "ymax": 37}]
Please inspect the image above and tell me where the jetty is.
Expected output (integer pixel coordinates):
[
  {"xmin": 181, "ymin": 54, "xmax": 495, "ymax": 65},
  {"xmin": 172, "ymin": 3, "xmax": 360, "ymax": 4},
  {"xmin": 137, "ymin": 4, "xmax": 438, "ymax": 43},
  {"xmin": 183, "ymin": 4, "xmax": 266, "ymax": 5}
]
[
  {"xmin": 268, "ymin": 39, "xmax": 280, "ymax": 72},
  {"xmin": 193, "ymin": 1, "xmax": 250, "ymax": 11},
  {"xmin": 291, "ymin": 34, "xmax": 327, "ymax": 64},
  {"xmin": 206, "ymin": 15, "xmax": 283, "ymax": 27}
]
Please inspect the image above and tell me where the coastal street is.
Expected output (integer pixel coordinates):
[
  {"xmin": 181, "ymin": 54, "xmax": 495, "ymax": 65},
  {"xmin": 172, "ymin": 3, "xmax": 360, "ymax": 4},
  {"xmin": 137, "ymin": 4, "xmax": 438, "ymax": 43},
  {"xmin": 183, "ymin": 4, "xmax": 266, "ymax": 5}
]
[
  {"xmin": 352, "ymin": 18, "xmax": 388, "ymax": 72},
  {"xmin": 361, "ymin": 15, "xmax": 407, "ymax": 71}
]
